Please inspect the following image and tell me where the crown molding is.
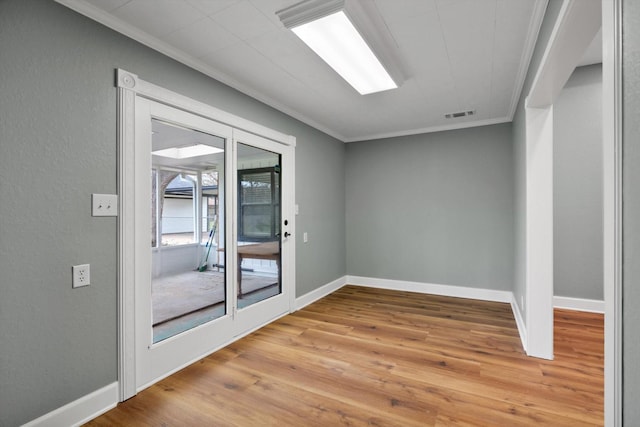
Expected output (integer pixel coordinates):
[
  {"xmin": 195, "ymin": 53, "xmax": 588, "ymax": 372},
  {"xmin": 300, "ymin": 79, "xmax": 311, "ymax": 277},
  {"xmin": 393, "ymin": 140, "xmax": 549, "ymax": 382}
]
[
  {"xmin": 54, "ymin": 0, "xmax": 347, "ymax": 142},
  {"xmin": 343, "ymin": 116, "xmax": 512, "ymax": 143}
]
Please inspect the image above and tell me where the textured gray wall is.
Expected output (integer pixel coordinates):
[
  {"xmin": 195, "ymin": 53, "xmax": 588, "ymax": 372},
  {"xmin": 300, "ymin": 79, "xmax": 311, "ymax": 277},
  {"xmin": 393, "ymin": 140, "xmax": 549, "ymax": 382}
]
[
  {"xmin": 553, "ymin": 64, "xmax": 603, "ymax": 301},
  {"xmin": 623, "ymin": 0, "xmax": 640, "ymax": 422},
  {"xmin": 0, "ymin": 1, "xmax": 345, "ymax": 425},
  {"xmin": 345, "ymin": 124, "xmax": 514, "ymax": 290},
  {"xmin": 512, "ymin": 0, "xmax": 564, "ymax": 320},
  {"xmin": 294, "ymin": 124, "xmax": 346, "ymax": 297}
]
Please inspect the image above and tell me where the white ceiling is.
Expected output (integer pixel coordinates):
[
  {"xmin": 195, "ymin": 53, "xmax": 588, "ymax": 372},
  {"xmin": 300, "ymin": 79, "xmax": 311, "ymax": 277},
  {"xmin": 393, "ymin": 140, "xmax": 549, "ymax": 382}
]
[
  {"xmin": 61, "ymin": 0, "xmax": 559, "ymax": 142},
  {"xmin": 578, "ymin": 27, "xmax": 603, "ymax": 67}
]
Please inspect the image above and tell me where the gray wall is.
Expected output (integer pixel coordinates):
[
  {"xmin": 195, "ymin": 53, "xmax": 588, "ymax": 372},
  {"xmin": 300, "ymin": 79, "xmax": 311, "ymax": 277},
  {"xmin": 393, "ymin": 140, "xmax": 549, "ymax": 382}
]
[
  {"xmin": 623, "ymin": 0, "xmax": 640, "ymax": 422},
  {"xmin": 0, "ymin": 1, "xmax": 345, "ymax": 425},
  {"xmin": 512, "ymin": 0, "xmax": 565, "ymax": 320},
  {"xmin": 345, "ymin": 124, "xmax": 514, "ymax": 290},
  {"xmin": 553, "ymin": 64, "xmax": 603, "ymax": 301}
]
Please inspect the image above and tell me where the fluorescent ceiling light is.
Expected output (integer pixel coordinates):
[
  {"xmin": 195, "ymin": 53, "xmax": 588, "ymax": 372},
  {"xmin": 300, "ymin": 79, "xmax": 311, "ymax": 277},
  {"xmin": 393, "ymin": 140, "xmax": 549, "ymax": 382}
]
[
  {"xmin": 153, "ymin": 144, "xmax": 223, "ymax": 159},
  {"xmin": 278, "ymin": 0, "xmax": 403, "ymax": 95}
]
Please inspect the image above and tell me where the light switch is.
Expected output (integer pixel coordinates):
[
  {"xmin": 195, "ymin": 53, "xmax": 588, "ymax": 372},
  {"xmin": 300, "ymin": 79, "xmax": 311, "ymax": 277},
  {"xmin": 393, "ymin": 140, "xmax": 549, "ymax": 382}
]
[{"xmin": 92, "ymin": 194, "xmax": 118, "ymax": 217}]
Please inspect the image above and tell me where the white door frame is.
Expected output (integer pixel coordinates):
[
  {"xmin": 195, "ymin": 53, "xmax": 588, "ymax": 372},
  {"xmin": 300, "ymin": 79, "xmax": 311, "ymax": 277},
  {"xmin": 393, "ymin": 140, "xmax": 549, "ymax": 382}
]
[
  {"xmin": 523, "ymin": 0, "xmax": 621, "ymax": 424},
  {"xmin": 602, "ymin": 0, "xmax": 622, "ymax": 424},
  {"xmin": 116, "ymin": 69, "xmax": 296, "ymax": 401},
  {"xmin": 232, "ymin": 129, "xmax": 295, "ymax": 332},
  {"xmin": 134, "ymin": 98, "xmax": 236, "ymax": 391}
]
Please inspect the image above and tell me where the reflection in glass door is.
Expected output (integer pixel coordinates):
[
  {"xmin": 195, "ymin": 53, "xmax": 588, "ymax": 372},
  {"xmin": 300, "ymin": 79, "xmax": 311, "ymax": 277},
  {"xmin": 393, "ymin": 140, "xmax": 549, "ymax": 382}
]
[
  {"xmin": 236, "ymin": 144, "xmax": 282, "ymax": 309},
  {"xmin": 150, "ymin": 119, "xmax": 226, "ymax": 343}
]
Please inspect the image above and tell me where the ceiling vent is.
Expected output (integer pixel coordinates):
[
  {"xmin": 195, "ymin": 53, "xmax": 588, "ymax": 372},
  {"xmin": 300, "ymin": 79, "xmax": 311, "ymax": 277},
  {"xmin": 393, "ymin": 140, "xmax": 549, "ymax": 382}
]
[{"xmin": 445, "ymin": 110, "xmax": 475, "ymax": 119}]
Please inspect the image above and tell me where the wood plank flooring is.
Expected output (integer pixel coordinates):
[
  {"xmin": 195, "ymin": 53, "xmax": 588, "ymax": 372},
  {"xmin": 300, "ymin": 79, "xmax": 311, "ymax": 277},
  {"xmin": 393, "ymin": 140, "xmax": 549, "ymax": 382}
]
[{"xmin": 86, "ymin": 285, "xmax": 603, "ymax": 426}]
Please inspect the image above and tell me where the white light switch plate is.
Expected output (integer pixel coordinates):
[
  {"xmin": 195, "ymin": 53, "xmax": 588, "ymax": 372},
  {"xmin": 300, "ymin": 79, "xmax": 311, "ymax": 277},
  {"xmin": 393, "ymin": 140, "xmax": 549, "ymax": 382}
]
[{"xmin": 92, "ymin": 194, "xmax": 118, "ymax": 217}]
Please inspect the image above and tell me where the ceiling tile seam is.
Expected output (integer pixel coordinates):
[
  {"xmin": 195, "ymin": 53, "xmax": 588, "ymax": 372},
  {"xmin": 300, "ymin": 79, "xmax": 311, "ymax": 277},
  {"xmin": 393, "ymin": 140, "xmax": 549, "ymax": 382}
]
[
  {"xmin": 106, "ymin": 0, "xmax": 132, "ymax": 14},
  {"xmin": 162, "ymin": 16, "xmax": 218, "ymax": 46},
  {"xmin": 434, "ymin": 0, "xmax": 463, "ymax": 114},
  {"xmin": 506, "ymin": 0, "xmax": 550, "ymax": 121},
  {"xmin": 114, "ymin": 0, "xmax": 204, "ymax": 39},
  {"xmin": 243, "ymin": 40, "xmax": 360, "ymax": 135},
  {"xmin": 239, "ymin": 36, "xmax": 322, "ymax": 98},
  {"xmin": 488, "ymin": 0, "xmax": 498, "ymax": 117},
  {"xmin": 249, "ymin": 0, "xmax": 281, "ymax": 27},
  {"xmin": 187, "ymin": 0, "xmax": 236, "ymax": 18}
]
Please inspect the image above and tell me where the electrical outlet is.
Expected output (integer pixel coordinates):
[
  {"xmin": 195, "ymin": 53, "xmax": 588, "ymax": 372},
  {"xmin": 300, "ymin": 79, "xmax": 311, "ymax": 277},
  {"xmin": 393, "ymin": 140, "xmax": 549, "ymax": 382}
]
[{"xmin": 72, "ymin": 264, "xmax": 90, "ymax": 288}]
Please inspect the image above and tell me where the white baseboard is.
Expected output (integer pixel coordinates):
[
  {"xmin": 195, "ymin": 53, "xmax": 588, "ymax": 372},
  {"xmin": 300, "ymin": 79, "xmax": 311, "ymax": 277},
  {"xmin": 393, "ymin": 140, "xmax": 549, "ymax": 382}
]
[
  {"xmin": 347, "ymin": 276, "xmax": 529, "ymax": 353},
  {"xmin": 27, "ymin": 276, "xmax": 547, "ymax": 427},
  {"xmin": 511, "ymin": 295, "xmax": 528, "ymax": 353},
  {"xmin": 295, "ymin": 276, "xmax": 347, "ymax": 310},
  {"xmin": 554, "ymin": 296, "xmax": 605, "ymax": 313},
  {"xmin": 22, "ymin": 382, "xmax": 118, "ymax": 427},
  {"xmin": 346, "ymin": 275, "xmax": 513, "ymax": 303}
]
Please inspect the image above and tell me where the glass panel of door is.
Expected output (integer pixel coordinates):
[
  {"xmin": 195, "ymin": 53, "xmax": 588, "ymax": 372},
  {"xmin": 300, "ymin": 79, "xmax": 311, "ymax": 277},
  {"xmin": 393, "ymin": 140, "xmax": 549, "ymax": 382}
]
[
  {"xmin": 150, "ymin": 118, "xmax": 226, "ymax": 343},
  {"xmin": 236, "ymin": 143, "xmax": 282, "ymax": 309},
  {"xmin": 148, "ymin": 124, "xmax": 285, "ymax": 341}
]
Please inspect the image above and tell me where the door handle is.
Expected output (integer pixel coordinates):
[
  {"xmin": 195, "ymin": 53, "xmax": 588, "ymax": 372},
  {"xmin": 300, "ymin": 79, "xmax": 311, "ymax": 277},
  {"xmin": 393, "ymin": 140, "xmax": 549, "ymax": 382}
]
[{"xmin": 284, "ymin": 232, "xmax": 292, "ymax": 238}]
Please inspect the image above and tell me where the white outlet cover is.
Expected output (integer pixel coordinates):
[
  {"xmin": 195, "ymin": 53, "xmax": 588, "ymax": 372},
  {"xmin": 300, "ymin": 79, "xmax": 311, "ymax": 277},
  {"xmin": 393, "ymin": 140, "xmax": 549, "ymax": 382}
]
[
  {"xmin": 92, "ymin": 194, "xmax": 118, "ymax": 217},
  {"xmin": 72, "ymin": 264, "xmax": 91, "ymax": 288}
]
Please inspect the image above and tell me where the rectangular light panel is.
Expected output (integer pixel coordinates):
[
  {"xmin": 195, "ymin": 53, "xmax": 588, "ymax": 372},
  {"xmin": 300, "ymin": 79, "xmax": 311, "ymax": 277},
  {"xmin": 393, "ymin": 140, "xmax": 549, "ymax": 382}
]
[{"xmin": 292, "ymin": 11, "xmax": 397, "ymax": 95}]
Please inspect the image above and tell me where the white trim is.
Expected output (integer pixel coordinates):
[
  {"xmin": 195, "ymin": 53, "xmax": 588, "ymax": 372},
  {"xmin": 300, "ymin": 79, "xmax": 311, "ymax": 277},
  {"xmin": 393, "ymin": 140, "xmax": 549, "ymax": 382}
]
[
  {"xmin": 522, "ymin": 0, "xmax": 602, "ymax": 362},
  {"xmin": 347, "ymin": 276, "xmax": 529, "ymax": 353},
  {"xmin": 507, "ymin": 0, "xmax": 549, "ymax": 120},
  {"xmin": 295, "ymin": 276, "xmax": 347, "ymax": 310},
  {"xmin": 343, "ymin": 117, "xmax": 511, "ymax": 143},
  {"xmin": 55, "ymin": 0, "xmax": 344, "ymax": 142},
  {"xmin": 56, "ymin": 0, "xmax": 549, "ymax": 145},
  {"xmin": 527, "ymin": 0, "xmax": 602, "ymax": 109},
  {"xmin": 116, "ymin": 69, "xmax": 137, "ymax": 401},
  {"xmin": 524, "ymin": 102, "xmax": 555, "ymax": 360},
  {"xmin": 603, "ymin": 0, "xmax": 623, "ymax": 424},
  {"xmin": 22, "ymin": 382, "xmax": 118, "ymax": 427},
  {"xmin": 511, "ymin": 294, "xmax": 528, "ymax": 353},
  {"xmin": 116, "ymin": 68, "xmax": 297, "ymax": 401},
  {"xmin": 553, "ymin": 296, "xmax": 605, "ymax": 313},
  {"xmin": 346, "ymin": 276, "xmax": 513, "ymax": 303},
  {"xmin": 121, "ymin": 72, "xmax": 295, "ymax": 148},
  {"xmin": 297, "ymin": 276, "xmax": 531, "ymax": 354},
  {"xmin": 287, "ymin": 155, "xmax": 297, "ymax": 313}
]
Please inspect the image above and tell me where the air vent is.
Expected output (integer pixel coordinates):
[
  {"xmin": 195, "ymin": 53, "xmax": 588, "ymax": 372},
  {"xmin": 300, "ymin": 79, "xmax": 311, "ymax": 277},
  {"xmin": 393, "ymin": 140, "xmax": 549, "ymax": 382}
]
[{"xmin": 445, "ymin": 110, "xmax": 475, "ymax": 119}]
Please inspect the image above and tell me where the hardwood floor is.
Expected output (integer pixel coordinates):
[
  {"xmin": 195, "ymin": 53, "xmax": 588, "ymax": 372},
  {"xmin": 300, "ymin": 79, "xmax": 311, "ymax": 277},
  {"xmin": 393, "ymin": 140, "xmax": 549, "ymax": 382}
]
[{"xmin": 86, "ymin": 286, "xmax": 603, "ymax": 426}]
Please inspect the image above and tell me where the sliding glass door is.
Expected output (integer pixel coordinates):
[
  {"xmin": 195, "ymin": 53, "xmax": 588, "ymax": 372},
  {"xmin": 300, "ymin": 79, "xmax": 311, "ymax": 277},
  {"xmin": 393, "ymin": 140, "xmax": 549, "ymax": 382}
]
[{"xmin": 134, "ymin": 99, "xmax": 293, "ymax": 390}]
